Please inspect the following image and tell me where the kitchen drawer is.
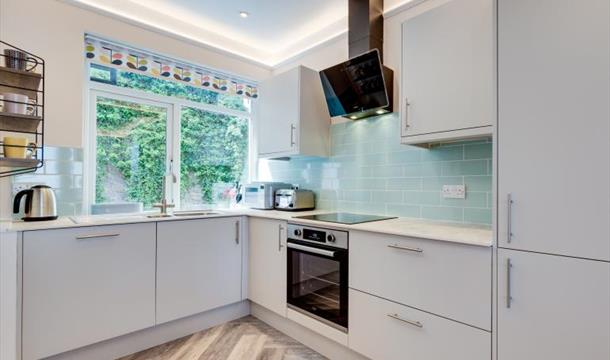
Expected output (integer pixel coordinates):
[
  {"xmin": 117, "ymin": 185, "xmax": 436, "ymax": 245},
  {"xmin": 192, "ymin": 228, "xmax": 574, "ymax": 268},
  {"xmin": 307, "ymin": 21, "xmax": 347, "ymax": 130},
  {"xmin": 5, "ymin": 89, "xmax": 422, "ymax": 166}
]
[
  {"xmin": 349, "ymin": 231, "xmax": 491, "ymax": 330},
  {"xmin": 22, "ymin": 223, "xmax": 156, "ymax": 360},
  {"xmin": 349, "ymin": 289, "xmax": 490, "ymax": 360}
]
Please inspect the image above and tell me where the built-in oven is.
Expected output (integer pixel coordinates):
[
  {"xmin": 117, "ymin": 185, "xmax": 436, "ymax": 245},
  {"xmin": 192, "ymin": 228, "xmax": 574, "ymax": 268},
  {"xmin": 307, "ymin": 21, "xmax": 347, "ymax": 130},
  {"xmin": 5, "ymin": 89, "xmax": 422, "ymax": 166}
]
[{"xmin": 286, "ymin": 223, "xmax": 348, "ymax": 332}]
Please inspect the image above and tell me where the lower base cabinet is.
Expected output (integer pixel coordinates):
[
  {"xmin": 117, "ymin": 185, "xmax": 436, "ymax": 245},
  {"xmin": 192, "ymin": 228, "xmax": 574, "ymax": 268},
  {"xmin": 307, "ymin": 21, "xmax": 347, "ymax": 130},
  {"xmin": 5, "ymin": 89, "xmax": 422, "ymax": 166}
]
[
  {"xmin": 22, "ymin": 224, "xmax": 156, "ymax": 360},
  {"xmin": 349, "ymin": 289, "xmax": 490, "ymax": 360},
  {"xmin": 156, "ymin": 217, "xmax": 243, "ymax": 324},
  {"xmin": 497, "ymin": 249, "xmax": 610, "ymax": 360},
  {"xmin": 248, "ymin": 217, "xmax": 287, "ymax": 316}
]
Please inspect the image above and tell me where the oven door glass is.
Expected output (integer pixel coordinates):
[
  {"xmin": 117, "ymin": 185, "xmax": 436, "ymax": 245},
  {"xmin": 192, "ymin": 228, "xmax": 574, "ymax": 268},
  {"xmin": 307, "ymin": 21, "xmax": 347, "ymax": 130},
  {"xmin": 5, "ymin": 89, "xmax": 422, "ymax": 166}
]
[{"xmin": 287, "ymin": 241, "xmax": 348, "ymax": 330}]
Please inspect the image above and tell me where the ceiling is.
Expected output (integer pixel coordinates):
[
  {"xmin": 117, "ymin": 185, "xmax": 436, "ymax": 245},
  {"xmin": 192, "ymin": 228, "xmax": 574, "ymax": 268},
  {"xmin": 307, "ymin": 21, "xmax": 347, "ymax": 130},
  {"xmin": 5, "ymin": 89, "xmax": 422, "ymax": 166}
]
[{"xmin": 68, "ymin": 0, "xmax": 352, "ymax": 67}]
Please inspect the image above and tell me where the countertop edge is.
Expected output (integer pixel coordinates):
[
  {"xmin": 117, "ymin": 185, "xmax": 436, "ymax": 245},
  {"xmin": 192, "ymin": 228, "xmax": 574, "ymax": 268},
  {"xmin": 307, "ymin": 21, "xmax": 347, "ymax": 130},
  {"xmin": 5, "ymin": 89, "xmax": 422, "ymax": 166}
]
[{"xmin": 1, "ymin": 209, "xmax": 493, "ymax": 248}]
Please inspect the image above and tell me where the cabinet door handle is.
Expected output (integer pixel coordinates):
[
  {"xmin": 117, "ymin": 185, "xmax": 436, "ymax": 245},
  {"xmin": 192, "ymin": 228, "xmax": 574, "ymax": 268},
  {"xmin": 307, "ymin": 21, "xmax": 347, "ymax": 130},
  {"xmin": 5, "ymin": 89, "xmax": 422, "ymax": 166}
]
[
  {"xmin": 404, "ymin": 97, "xmax": 411, "ymax": 131},
  {"xmin": 278, "ymin": 224, "xmax": 285, "ymax": 252},
  {"xmin": 290, "ymin": 124, "xmax": 296, "ymax": 147},
  {"xmin": 507, "ymin": 193, "xmax": 514, "ymax": 243},
  {"xmin": 387, "ymin": 313, "xmax": 423, "ymax": 328},
  {"xmin": 75, "ymin": 233, "xmax": 119, "ymax": 240},
  {"xmin": 387, "ymin": 244, "xmax": 423, "ymax": 253},
  {"xmin": 506, "ymin": 258, "xmax": 513, "ymax": 308},
  {"xmin": 235, "ymin": 220, "xmax": 240, "ymax": 244}
]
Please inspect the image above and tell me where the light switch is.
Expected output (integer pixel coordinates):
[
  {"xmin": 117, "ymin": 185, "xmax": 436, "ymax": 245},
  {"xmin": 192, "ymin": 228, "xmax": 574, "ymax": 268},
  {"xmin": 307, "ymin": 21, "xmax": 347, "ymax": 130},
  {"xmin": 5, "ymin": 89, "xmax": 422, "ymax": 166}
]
[{"xmin": 442, "ymin": 185, "xmax": 466, "ymax": 199}]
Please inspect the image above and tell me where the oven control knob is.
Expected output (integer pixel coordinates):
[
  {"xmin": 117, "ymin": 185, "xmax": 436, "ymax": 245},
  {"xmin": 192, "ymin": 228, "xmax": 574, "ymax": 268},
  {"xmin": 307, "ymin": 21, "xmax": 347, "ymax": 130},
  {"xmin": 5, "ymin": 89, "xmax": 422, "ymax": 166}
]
[
  {"xmin": 327, "ymin": 234, "xmax": 336, "ymax": 243},
  {"xmin": 293, "ymin": 229, "xmax": 302, "ymax": 237}
]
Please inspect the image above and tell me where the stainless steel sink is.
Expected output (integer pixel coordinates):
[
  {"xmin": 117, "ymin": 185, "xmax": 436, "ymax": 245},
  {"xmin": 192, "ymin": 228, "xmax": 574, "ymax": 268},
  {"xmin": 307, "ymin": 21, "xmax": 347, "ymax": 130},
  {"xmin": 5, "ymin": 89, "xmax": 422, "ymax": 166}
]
[
  {"xmin": 144, "ymin": 210, "xmax": 221, "ymax": 218},
  {"xmin": 172, "ymin": 211, "xmax": 220, "ymax": 217},
  {"xmin": 146, "ymin": 214, "xmax": 173, "ymax": 218}
]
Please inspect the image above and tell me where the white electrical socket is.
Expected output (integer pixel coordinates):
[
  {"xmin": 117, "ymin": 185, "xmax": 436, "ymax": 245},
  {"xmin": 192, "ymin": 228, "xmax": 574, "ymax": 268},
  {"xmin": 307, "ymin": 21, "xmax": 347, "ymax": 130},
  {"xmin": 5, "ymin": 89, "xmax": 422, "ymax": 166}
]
[{"xmin": 442, "ymin": 185, "xmax": 466, "ymax": 199}]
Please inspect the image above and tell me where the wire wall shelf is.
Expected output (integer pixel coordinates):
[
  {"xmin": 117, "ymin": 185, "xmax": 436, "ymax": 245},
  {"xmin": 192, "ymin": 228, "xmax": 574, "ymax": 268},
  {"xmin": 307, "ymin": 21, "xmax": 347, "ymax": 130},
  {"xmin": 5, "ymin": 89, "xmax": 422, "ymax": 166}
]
[{"xmin": 0, "ymin": 40, "xmax": 45, "ymax": 178}]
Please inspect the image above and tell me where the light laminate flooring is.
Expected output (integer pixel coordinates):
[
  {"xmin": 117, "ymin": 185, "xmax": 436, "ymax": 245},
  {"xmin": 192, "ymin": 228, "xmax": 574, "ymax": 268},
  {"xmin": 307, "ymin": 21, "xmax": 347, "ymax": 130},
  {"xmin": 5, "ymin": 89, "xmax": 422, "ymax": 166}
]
[{"xmin": 118, "ymin": 316, "xmax": 327, "ymax": 360}]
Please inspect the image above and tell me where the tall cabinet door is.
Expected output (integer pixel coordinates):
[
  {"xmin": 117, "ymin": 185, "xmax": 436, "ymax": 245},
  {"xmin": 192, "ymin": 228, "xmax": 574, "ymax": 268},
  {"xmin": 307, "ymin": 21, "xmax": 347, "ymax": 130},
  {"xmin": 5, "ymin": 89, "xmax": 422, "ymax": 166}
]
[
  {"xmin": 248, "ymin": 217, "xmax": 287, "ymax": 316},
  {"xmin": 401, "ymin": 0, "xmax": 493, "ymax": 138},
  {"xmin": 498, "ymin": 0, "xmax": 610, "ymax": 261},
  {"xmin": 156, "ymin": 217, "xmax": 243, "ymax": 324},
  {"xmin": 497, "ymin": 249, "xmax": 610, "ymax": 360}
]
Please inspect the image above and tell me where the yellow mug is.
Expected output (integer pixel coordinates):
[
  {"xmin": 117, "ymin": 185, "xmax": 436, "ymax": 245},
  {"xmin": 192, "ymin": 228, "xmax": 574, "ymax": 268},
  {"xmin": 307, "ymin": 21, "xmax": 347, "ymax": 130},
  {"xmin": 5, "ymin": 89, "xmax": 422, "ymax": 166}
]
[{"xmin": 3, "ymin": 136, "xmax": 28, "ymax": 158}]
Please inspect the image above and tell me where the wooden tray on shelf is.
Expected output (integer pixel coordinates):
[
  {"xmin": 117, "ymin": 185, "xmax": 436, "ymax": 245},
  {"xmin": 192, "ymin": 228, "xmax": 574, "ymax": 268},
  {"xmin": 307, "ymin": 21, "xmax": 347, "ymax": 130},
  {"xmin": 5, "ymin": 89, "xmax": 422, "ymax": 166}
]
[
  {"xmin": 0, "ymin": 112, "xmax": 42, "ymax": 133},
  {"xmin": 0, "ymin": 66, "xmax": 42, "ymax": 98},
  {"xmin": 0, "ymin": 157, "xmax": 41, "ymax": 168}
]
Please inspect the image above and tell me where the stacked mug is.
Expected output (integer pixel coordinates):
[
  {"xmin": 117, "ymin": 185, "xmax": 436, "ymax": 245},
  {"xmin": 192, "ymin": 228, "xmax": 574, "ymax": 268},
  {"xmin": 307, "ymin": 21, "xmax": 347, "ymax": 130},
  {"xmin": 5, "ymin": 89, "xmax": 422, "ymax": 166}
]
[{"xmin": 1, "ymin": 49, "xmax": 39, "ymax": 161}]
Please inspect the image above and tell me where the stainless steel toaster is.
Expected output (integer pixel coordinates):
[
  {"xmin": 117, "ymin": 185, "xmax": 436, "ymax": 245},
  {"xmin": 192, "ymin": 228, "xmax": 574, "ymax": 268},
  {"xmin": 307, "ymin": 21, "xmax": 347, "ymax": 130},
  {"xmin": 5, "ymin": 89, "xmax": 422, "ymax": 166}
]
[{"xmin": 274, "ymin": 189, "xmax": 315, "ymax": 211}]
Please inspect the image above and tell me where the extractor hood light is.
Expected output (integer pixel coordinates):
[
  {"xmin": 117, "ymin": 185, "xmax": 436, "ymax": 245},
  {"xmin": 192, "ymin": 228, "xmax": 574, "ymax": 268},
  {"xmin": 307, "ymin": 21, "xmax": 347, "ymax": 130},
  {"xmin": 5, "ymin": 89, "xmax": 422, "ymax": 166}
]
[
  {"xmin": 350, "ymin": 115, "xmax": 358, "ymax": 120},
  {"xmin": 376, "ymin": 109, "xmax": 386, "ymax": 114}
]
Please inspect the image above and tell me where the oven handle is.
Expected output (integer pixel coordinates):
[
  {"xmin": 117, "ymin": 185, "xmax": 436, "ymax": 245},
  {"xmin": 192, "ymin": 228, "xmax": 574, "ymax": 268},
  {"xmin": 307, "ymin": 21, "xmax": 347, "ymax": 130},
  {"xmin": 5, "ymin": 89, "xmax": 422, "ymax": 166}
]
[{"xmin": 287, "ymin": 243, "xmax": 336, "ymax": 258}]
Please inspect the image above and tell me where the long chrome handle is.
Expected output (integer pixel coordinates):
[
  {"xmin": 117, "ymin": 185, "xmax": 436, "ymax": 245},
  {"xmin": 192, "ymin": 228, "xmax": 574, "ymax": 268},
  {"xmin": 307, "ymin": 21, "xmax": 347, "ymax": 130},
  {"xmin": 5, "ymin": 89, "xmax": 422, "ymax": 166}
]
[
  {"xmin": 235, "ymin": 220, "xmax": 240, "ymax": 244},
  {"xmin": 76, "ymin": 233, "xmax": 119, "ymax": 240},
  {"xmin": 278, "ymin": 224, "xmax": 285, "ymax": 252},
  {"xmin": 290, "ymin": 124, "xmax": 296, "ymax": 147},
  {"xmin": 287, "ymin": 243, "xmax": 335, "ymax": 258},
  {"xmin": 387, "ymin": 313, "xmax": 423, "ymax": 328},
  {"xmin": 507, "ymin": 193, "xmax": 513, "ymax": 243},
  {"xmin": 506, "ymin": 258, "xmax": 513, "ymax": 308},
  {"xmin": 387, "ymin": 244, "xmax": 423, "ymax": 253},
  {"xmin": 404, "ymin": 97, "xmax": 411, "ymax": 131}
]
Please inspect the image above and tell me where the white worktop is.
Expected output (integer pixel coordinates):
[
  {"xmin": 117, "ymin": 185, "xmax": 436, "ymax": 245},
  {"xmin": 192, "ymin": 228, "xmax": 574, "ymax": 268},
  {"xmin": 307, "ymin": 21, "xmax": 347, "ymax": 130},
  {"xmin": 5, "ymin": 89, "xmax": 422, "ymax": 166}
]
[{"xmin": 0, "ymin": 208, "xmax": 492, "ymax": 247}]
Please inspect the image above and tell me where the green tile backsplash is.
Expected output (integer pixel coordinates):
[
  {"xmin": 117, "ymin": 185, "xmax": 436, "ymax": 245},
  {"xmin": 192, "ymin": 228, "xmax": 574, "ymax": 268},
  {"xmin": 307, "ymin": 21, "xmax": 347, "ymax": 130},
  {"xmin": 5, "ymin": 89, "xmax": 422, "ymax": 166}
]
[
  {"xmin": 12, "ymin": 146, "xmax": 84, "ymax": 217},
  {"xmin": 259, "ymin": 114, "xmax": 493, "ymax": 225},
  {"xmin": 9, "ymin": 116, "xmax": 493, "ymax": 225}
]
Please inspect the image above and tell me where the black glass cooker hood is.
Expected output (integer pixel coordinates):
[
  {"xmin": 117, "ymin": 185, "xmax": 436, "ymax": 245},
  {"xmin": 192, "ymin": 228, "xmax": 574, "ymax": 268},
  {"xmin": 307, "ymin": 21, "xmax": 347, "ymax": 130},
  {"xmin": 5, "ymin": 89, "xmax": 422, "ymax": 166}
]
[{"xmin": 319, "ymin": 0, "xmax": 394, "ymax": 120}]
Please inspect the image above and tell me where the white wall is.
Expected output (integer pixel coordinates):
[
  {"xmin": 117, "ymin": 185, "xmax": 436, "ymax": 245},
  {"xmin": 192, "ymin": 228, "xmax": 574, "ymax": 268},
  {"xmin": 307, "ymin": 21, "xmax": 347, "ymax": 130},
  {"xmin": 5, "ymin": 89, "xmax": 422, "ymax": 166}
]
[{"xmin": 0, "ymin": 0, "xmax": 272, "ymax": 148}]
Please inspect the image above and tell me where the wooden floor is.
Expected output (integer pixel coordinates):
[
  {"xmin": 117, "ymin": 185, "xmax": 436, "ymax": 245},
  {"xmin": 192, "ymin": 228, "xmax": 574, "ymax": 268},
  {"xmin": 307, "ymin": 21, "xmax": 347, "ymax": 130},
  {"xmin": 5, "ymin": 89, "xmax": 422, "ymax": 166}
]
[{"xmin": 118, "ymin": 316, "xmax": 327, "ymax": 360}]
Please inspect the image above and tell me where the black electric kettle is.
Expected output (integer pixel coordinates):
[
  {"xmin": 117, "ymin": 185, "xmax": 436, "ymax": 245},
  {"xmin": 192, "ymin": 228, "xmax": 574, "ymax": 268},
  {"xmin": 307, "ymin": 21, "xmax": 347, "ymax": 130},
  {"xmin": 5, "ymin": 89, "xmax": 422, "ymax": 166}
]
[{"xmin": 13, "ymin": 185, "xmax": 58, "ymax": 221}]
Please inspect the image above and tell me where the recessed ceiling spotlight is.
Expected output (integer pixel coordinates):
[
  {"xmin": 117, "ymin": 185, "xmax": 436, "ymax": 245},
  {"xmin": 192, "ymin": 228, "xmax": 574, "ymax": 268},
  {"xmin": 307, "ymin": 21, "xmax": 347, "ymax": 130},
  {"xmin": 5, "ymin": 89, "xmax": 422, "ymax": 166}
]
[{"xmin": 239, "ymin": 11, "xmax": 249, "ymax": 18}]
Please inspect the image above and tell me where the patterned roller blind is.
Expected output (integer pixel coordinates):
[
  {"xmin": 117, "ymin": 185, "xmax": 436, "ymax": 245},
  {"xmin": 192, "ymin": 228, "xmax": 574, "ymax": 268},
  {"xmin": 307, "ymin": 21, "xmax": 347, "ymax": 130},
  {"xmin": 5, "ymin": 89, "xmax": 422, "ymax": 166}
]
[{"xmin": 85, "ymin": 35, "xmax": 258, "ymax": 99}]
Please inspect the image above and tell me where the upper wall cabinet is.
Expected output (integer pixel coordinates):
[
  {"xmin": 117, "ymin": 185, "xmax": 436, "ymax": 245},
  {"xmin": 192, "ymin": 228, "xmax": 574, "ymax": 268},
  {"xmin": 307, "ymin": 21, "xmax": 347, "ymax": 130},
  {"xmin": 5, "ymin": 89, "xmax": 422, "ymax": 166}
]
[
  {"xmin": 258, "ymin": 66, "xmax": 330, "ymax": 158},
  {"xmin": 400, "ymin": 0, "xmax": 493, "ymax": 145}
]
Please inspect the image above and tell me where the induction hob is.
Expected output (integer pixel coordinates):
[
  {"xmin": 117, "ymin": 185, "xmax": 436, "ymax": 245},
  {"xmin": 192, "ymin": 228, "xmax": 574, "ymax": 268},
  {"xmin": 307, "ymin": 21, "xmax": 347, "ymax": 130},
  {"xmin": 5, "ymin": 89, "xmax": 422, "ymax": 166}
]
[{"xmin": 293, "ymin": 212, "xmax": 397, "ymax": 225}]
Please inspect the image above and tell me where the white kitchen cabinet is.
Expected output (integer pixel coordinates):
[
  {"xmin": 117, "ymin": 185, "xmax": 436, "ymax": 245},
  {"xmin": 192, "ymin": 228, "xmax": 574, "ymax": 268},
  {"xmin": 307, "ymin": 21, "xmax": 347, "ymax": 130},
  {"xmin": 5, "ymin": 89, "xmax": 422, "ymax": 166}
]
[
  {"xmin": 257, "ymin": 66, "xmax": 330, "ymax": 158},
  {"xmin": 349, "ymin": 231, "xmax": 492, "ymax": 330},
  {"xmin": 156, "ymin": 217, "xmax": 243, "ymax": 324},
  {"xmin": 22, "ymin": 224, "xmax": 156, "ymax": 360},
  {"xmin": 349, "ymin": 289, "xmax": 490, "ymax": 360},
  {"xmin": 497, "ymin": 0, "xmax": 610, "ymax": 261},
  {"xmin": 497, "ymin": 249, "xmax": 610, "ymax": 360},
  {"xmin": 248, "ymin": 217, "xmax": 287, "ymax": 316},
  {"xmin": 400, "ymin": 0, "xmax": 493, "ymax": 145}
]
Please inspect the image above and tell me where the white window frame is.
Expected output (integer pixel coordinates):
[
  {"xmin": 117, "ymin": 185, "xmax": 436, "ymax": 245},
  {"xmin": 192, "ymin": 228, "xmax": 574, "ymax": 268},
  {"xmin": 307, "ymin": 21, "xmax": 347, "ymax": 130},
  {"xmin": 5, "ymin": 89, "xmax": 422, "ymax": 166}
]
[{"xmin": 85, "ymin": 77, "xmax": 255, "ymax": 214}]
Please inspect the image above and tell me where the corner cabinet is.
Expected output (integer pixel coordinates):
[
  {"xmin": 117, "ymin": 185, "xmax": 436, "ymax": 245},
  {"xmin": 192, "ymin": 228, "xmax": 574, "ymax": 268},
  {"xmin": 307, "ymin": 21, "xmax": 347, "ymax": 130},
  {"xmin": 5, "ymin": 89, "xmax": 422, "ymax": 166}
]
[
  {"xmin": 248, "ymin": 217, "xmax": 287, "ymax": 316},
  {"xmin": 400, "ymin": 0, "xmax": 493, "ymax": 145},
  {"xmin": 22, "ymin": 224, "xmax": 156, "ymax": 360},
  {"xmin": 156, "ymin": 217, "xmax": 243, "ymax": 324},
  {"xmin": 257, "ymin": 66, "xmax": 330, "ymax": 158}
]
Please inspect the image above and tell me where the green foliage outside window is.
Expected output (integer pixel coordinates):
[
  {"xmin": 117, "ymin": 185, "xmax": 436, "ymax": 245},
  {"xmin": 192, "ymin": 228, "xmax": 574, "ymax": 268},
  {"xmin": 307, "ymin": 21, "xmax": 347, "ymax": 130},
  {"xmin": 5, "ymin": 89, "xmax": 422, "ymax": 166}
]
[{"xmin": 93, "ymin": 66, "xmax": 250, "ymax": 209}]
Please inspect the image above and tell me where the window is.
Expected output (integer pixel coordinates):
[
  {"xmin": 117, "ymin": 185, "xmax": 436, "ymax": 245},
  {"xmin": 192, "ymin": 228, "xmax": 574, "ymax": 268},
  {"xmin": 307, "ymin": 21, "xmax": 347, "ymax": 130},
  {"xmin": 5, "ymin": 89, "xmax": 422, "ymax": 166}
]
[{"xmin": 89, "ymin": 64, "xmax": 252, "ymax": 213}]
